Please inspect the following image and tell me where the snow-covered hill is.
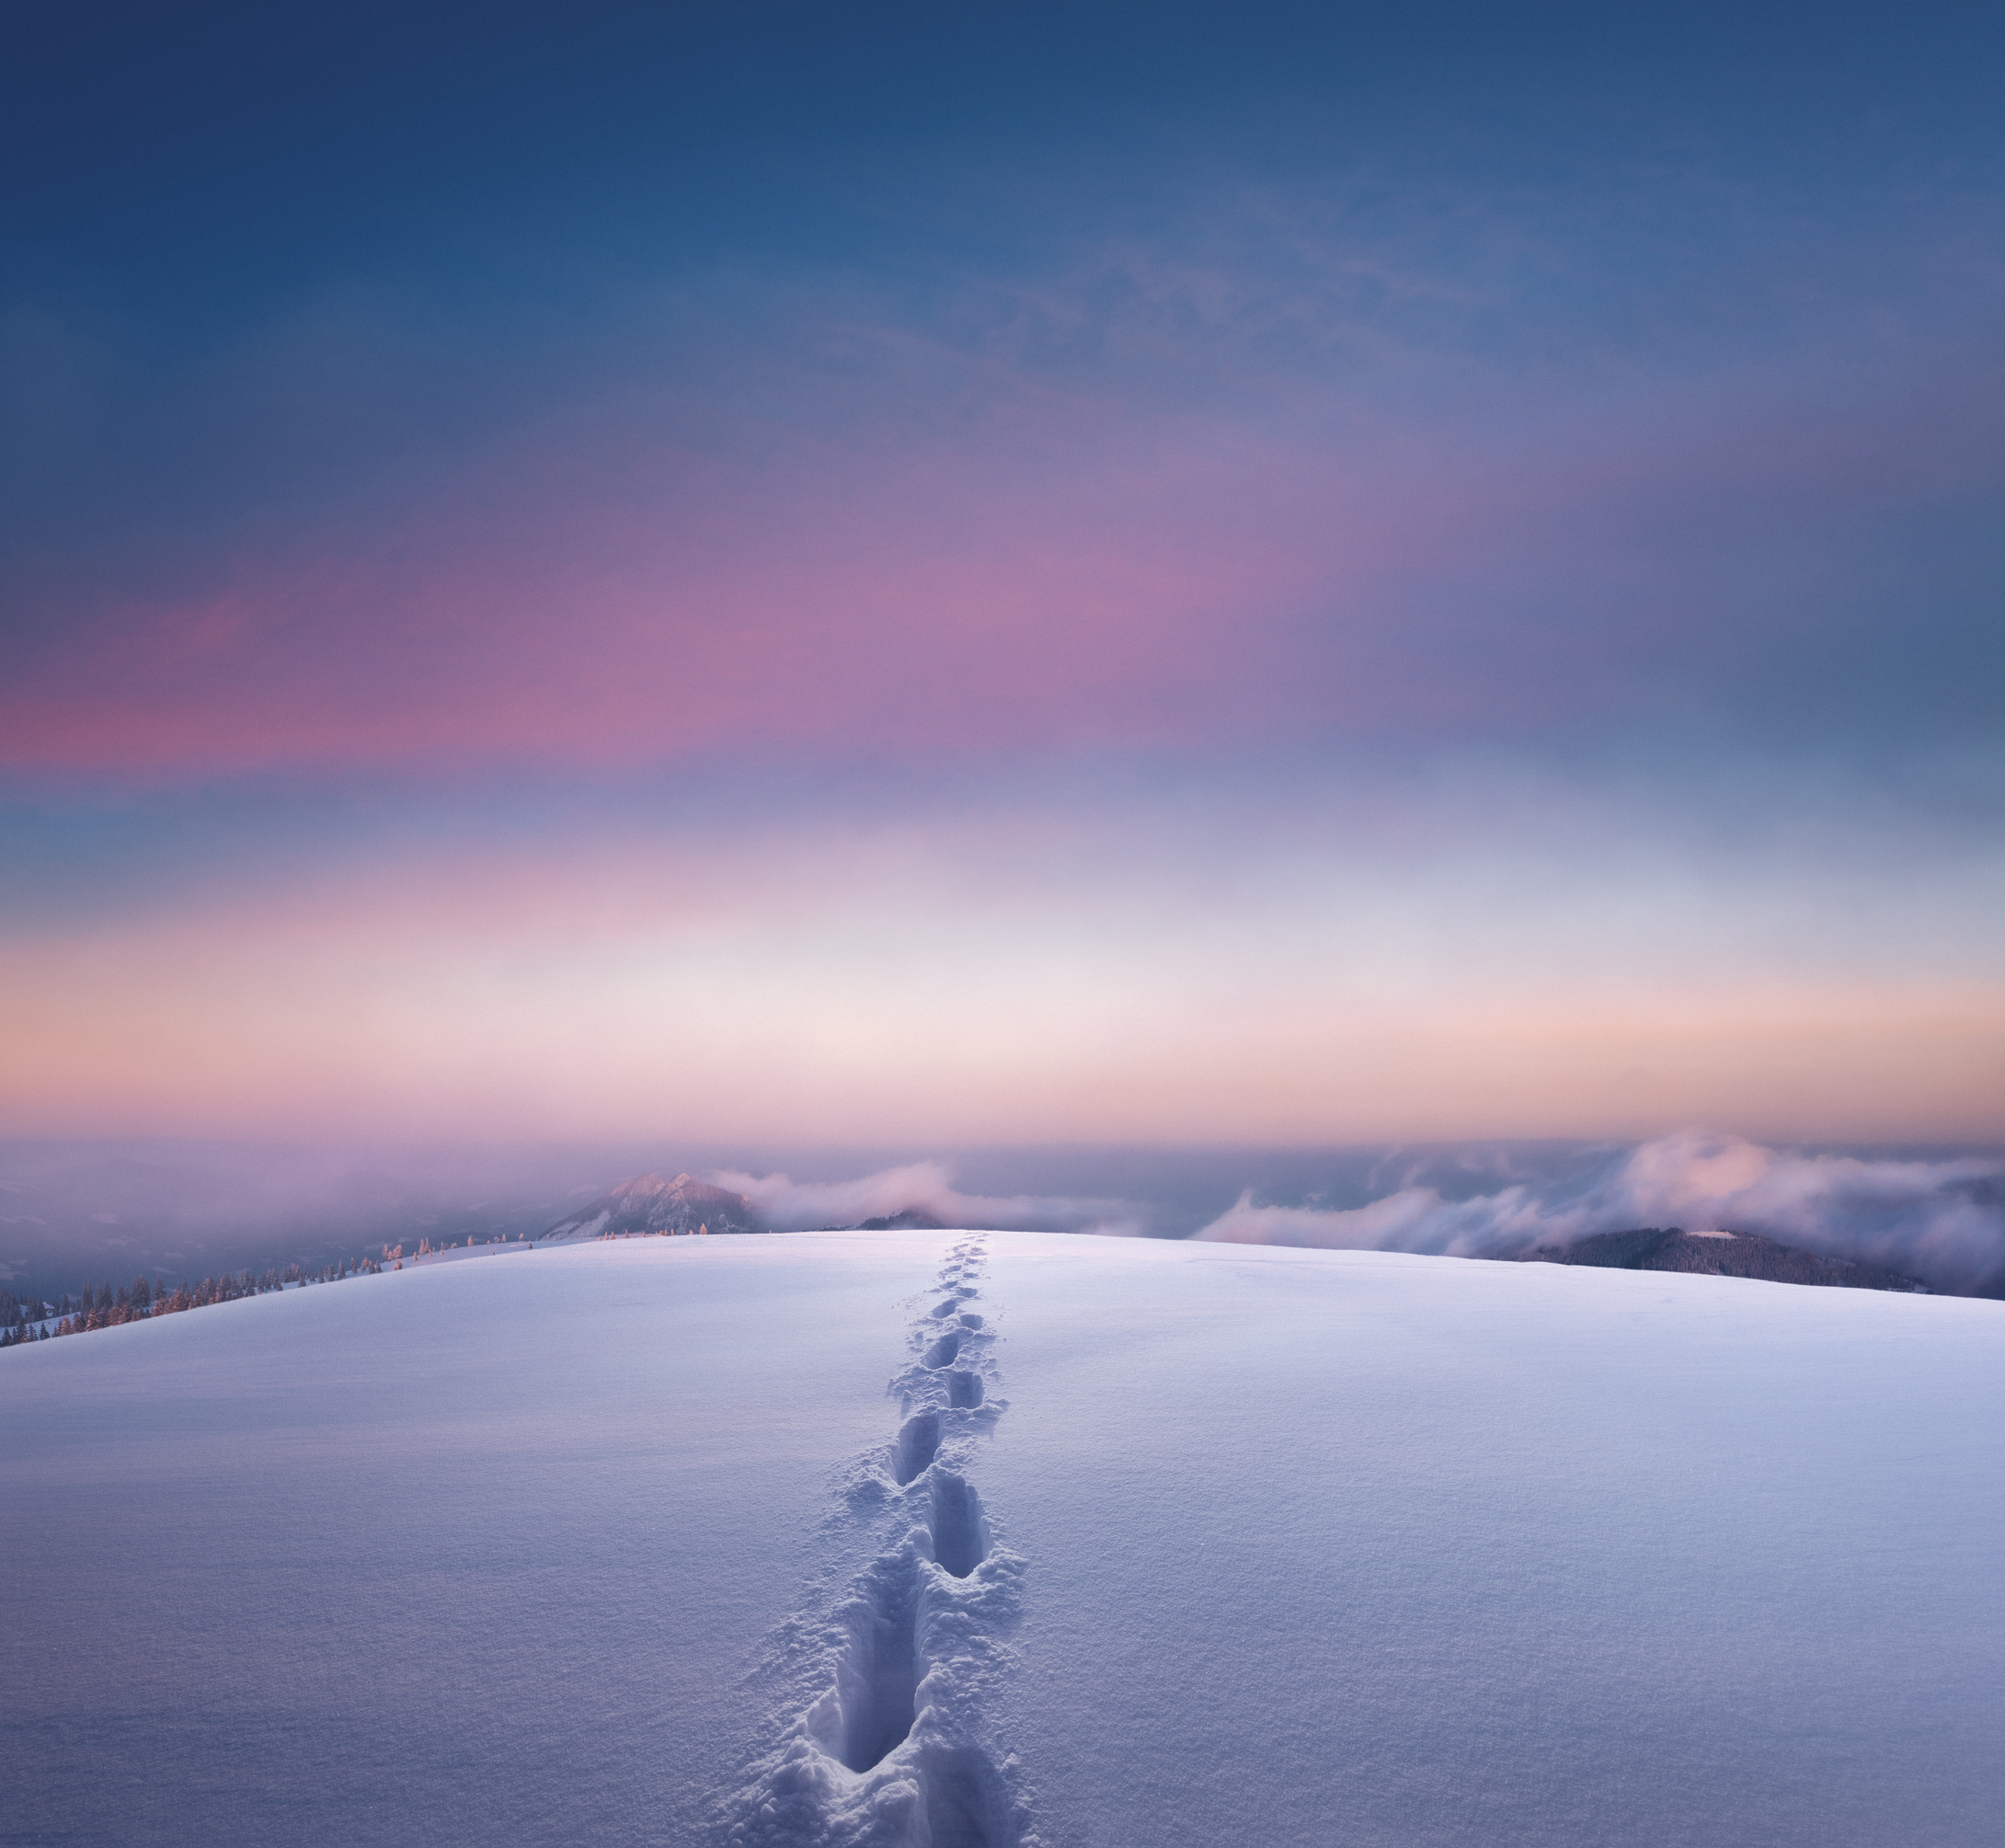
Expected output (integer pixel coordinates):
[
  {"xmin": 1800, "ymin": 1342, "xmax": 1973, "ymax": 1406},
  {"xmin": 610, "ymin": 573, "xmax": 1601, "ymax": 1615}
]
[
  {"xmin": 1525, "ymin": 1223, "xmax": 1927, "ymax": 1290},
  {"xmin": 5, "ymin": 1232, "xmax": 2000, "ymax": 1847}
]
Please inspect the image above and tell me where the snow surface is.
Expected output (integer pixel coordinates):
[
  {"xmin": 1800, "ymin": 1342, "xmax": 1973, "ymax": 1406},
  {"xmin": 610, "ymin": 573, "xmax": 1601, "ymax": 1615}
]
[{"xmin": 5, "ymin": 1230, "xmax": 2002, "ymax": 1847}]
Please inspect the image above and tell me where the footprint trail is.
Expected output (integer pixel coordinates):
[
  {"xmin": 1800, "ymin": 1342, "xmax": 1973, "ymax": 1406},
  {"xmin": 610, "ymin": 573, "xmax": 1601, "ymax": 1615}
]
[{"xmin": 716, "ymin": 1237, "xmax": 1034, "ymax": 1848}]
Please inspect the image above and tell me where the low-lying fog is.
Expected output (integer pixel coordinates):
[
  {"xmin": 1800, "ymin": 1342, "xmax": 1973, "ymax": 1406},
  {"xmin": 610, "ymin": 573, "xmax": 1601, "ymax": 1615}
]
[{"xmin": 5, "ymin": 1131, "xmax": 2001, "ymax": 1303}]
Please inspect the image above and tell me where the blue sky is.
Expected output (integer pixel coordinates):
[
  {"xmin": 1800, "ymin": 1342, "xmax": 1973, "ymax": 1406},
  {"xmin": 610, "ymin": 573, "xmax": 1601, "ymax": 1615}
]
[{"xmin": 2, "ymin": 2, "xmax": 2000, "ymax": 1144}]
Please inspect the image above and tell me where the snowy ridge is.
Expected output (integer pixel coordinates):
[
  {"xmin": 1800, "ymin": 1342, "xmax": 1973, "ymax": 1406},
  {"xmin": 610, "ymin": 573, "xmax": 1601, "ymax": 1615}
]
[
  {"xmin": 716, "ymin": 1238, "xmax": 1035, "ymax": 1848},
  {"xmin": 540, "ymin": 1171, "xmax": 759, "ymax": 1241}
]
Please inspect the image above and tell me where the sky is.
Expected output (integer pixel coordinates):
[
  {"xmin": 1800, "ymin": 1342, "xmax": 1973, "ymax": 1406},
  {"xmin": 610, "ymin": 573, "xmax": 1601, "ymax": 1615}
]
[{"xmin": 3, "ymin": 1, "xmax": 2003, "ymax": 1152}]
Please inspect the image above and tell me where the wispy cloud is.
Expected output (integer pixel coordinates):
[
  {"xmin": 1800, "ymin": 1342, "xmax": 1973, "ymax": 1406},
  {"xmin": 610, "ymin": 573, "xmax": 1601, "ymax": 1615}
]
[
  {"xmin": 1196, "ymin": 1129, "xmax": 2005, "ymax": 1292},
  {"xmin": 711, "ymin": 1161, "xmax": 1145, "ymax": 1236}
]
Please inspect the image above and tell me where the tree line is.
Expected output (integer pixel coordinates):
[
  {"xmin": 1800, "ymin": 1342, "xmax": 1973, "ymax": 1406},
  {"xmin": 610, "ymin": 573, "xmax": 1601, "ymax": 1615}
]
[{"xmin": 0, "ymin": 1253, "xmax": 387, "ymax": 1347}]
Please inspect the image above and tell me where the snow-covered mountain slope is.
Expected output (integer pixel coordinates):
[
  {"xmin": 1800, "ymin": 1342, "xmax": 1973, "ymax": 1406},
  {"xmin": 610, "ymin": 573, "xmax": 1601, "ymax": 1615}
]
[
  {"xmin": 542, "ymin": 1168, "xmax": 759, "ymax": 1239},
  {"xmin": 4, "ymin": 1233, "xmax": 2001, "ymax": 1847}
]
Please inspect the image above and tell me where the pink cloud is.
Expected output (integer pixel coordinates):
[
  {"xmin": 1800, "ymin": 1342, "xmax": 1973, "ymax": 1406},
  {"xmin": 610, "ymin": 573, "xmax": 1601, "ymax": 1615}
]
[
  {"xmin": 1, "ymin": 419, "xmax": 1397, "ymax": 774},
  {"xmin": 5, "ymin": 310, "xmax": 1997, "ymax": 782}
]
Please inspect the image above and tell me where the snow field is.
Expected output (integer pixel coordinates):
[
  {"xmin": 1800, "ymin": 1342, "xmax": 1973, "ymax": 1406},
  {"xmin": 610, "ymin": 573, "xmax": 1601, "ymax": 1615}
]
[
  {"xmin": 2, "ymin": 1234, "xmax": 933, "ymax": 1847},
  {"xmin": 6, "ymin": 1229, "xmax": 2003, "ymax": 1848},
  {"xmin": 977, "ymin": 1236, "xmax": 2005, "ymax": 1848}
]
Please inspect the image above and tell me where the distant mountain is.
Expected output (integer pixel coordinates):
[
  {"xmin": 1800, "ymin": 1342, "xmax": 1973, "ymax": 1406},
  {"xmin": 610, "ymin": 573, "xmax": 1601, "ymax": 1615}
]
[
  {"xmin": 851, "ymin": 1208, "xmax": 949, "ymax": 1232},
  {"xmin": 1525, "ymin": 1227, "xmax": 1924, "ymax": 1292},
  {"xmin": 540, "ymin": 1172, "xmax": 760, "ymax": 1240}
]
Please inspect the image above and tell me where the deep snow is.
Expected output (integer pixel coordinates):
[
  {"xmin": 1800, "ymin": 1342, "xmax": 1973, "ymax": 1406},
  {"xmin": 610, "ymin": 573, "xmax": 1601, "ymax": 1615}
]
[{"xmin": 4, "ymin": 1231, "xmax": 2001, "ymax": 1846}]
